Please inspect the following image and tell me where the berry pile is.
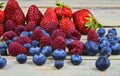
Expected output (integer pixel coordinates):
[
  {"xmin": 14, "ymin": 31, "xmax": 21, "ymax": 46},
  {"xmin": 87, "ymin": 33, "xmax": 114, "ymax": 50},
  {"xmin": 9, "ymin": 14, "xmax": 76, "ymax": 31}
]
[{"xmin": 0, "ymin": 0, "xmax": 119, "ymax": 71}]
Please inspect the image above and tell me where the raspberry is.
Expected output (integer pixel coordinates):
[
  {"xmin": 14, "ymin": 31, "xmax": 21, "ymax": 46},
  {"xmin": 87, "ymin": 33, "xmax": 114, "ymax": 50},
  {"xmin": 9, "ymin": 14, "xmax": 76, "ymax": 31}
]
[
  {"xmin": 42, "ymin": 22, "xmax": 59, "ymax": 35},
  {"xmin": 68, "ymin": 40, "xmax": 84, "ymax": 55},
  {"xmin": 0, "ymin": 24, "xmax": 4, "ymax": 36},
  {"xmin": 15, "ymin": 25, "xmax": 26, "ymax": 36},
  {"xmin": 40, "ymin": 35, "xmax": 51, "ymax": 48},
  {"xmin": 51, "ymin": 29, "xmax": 66, "ymax": 41},
  {"xmin": 87, "ymin": 29, "xmax": 98, "ymax": 43},
  {"xmin": 15, "ymin": 36, "xmax": 32, "ymax": 45},
  {"xmin": 4, "ymin": 20, "xmax": 15, "ymax": 32},
  {"xmin": 31, "ymin": 28, "xmax": 43, "ymax": 41},
  {"xmin": 51, "ymin": 36, "xmax": 66, "ymax": 50},
  {"xmin": 66, "ymin": 29, "xmax": 81, "ymax": 40},
  {"xmin": 8, "ymin": 42, "xmax": 27, "ymax": 56},
  {"xmin": 26, "ymin": 21, "xmax": 37, "ymax": 32},
  {"xmin": 3, "ymin": 31, "xmax": 16, "ymax": 41}
]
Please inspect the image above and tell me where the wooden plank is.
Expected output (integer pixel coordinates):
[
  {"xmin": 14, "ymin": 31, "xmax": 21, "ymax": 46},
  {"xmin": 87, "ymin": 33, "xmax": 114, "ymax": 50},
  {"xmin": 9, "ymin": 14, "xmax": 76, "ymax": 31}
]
[
  {"xmin": 0, "ymin": 58, "xmax": 120, "ymax": 76},
  {"xmin": 1, "ymin": 0, "xmax": 120, "ymax": 8}
]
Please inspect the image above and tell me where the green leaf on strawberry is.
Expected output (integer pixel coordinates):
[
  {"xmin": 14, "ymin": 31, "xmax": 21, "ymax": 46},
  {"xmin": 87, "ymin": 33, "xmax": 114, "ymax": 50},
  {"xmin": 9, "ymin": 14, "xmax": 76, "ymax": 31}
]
[{"xmin": 0, "ymin": 3, "xmax": 4, "ymax": 8}]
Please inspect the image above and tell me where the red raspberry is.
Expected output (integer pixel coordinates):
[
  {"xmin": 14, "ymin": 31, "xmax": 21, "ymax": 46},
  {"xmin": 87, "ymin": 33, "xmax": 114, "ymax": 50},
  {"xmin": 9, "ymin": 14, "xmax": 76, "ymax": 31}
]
[
  {"xmin": 3, "ymin": 31, "xmax": 16, "ymax": 41},
  {"xmin": 0, "ymin": 24, "xmax": 4, "ymax": 36},
  {"xmin": 66, "ymin": 29, "xmax": 81, "ymax": 40},
  {"xmin": 40, "ymin": 35, "xmax": 51, "ymax": 48},
  {"xmin": 51, "ymin": 29, "xmax": 66, "ymax": 41},
  {"xmin": 42, "ymin": 22, "xmax": 59, "ymax": 35},
  {"xmin": 8, "ymin": 42, "xmax": 27, "ymax": 56},
  {"xmin": 51, "ymin": 36, "xmax": 66, "ymax": 50},
  {"xmin": 15, "ymin": 36, "xmax": 32, "ymax": 45},
  {"xmin": 31, "ymin": 28, "xmax": 43, "ymax": 41},
  {"xmin": 26, "ymin": 21, "xmax": 37, "ymax": 32},
  {"xmin": 4, "ymin": 20, "xmax": 16, "ymax": 32},
  {"xmin": 15, "ymin": 25, "xmax": 26, "ymax": 36},
  {"xmin": 68, "ymin": 40, "xmax": 84, "ymax": 55},
  {"xmin": 87, "ymin": 29, "xmax": 98, "ymax": 43}
]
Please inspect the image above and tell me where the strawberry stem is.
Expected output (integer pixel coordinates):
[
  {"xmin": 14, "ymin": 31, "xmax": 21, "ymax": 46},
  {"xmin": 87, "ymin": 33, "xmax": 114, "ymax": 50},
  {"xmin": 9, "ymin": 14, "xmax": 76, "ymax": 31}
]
[
  {"xmin": 0, "ymin": 3, "xmax": 4, "ymax": 8},
  {"xmin": 55, "ymin": 0, "xmax": 69, "ymax": 9}
]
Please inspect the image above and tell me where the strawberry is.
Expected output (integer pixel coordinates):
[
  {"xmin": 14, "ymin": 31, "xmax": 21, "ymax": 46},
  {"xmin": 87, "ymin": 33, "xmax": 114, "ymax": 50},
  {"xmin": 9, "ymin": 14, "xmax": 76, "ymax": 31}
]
[
  {"xmin": 26, "ymin": 5, "xmax": 43, "ymax": 25},
  {"xmin": 60, "ymin": 18, "xmax": 75, "ymax": 33},
  {"xmin": 54, "ymin": 0, "xmax": 72, "ymax": 20},
  {"xmin": 0, "ymin": 3, "xmax": 4, "ymax": 24},
  {"xmin": 40, "ymin": 8, "xmax": 58, "ymax": 27},
  {"xmin": 4, "ymin": 0, "xmax": 25, "ymax": 26},
  {"xmin": 87, "ymin": 29, "xmax": 98, "ymax": 43},
  {"xmin": 73, "ymin": 9, "xmax": 102, "ymax": 35},
  {"xmin": 0, "ymin": 24, "xmax": 4, "ymax": 36}
]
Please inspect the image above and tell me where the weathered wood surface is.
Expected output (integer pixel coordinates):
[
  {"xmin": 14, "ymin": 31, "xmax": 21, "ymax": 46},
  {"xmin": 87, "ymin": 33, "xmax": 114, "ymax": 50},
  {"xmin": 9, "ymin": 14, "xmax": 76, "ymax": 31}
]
[{"xmin": 0, "ymin": 0, "xmax": 120, "ymax": 76}]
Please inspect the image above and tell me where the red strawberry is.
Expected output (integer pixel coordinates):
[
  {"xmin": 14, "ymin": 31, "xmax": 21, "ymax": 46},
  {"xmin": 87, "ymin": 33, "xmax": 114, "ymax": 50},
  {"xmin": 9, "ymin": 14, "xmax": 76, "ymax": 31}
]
[
  {"xmin": 26, "ymin": 21, "xmax": 37, "ymax": 32},
  {"xmin": 59, "ymin": 18, "xmax": 75, "ymax": 33},
  {"xmin": 54, "ymin": 0, "xmax": 72, "ymax": 20},
  {"xmin": 26, "ymin": 5, "xmax": 43, "ymax": 25},
  {"xmin": 87, "ymin": 29, "xmax": 98, "ymax": 43},
  {"xmin": 0, "ymin": 3, "xmax": 4, "ymax": 24},
  {"xmin": 40, "ymin": 8, "xmax": 58, "ymax": 27},
  {"xmin": 73, "ymin": 9, "xmax": 102, "ymax": 35},
  {"xmin": 4, "ymin": 0, "xmax": 25, "ymax": 26},
  {"xmin": 0, "ymin": 24, "xmax": 4, "ymax": 36}
]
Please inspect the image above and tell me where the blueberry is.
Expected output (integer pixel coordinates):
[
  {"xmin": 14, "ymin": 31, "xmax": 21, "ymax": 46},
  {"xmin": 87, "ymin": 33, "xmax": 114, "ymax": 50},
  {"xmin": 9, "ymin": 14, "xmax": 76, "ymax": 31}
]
[
  {"xmin": 52, "ymin": 49, "xmax": 67, "ymax": 60},
  {"xmin": 98, "ymin": 37, "xmax": 108, "ymax": 44},
  {"xmin": 55, "ymin": 60, "xmax": 64, "ymax": 69},
  {"xmin": 36, "ymin": 26, "xmax": 42, "ymax": 29},
  {"xmin": 12, "ymin": 36, "xmax": 18, "ymax": 41},
  {"xmin": 5, "ymin": 40, "xmax": 12, "ymax": 45},
  {"xmin": 85, "ymin": 41, "xmax": 99, "ymax": 56},
  {"xmin": 106, "ymin": 33, "xmax": 116, "ymax": 40},
  {"xmin": 0, "ymin": 57, "xmax": 7, "ymax": 69},
  {"xmin": 97, "ymin": 28, "xmax": 105, "ymax": 37},
  {"xmin": 41, "ymin": 29, "xmax": 50, "ymax": 37},
  {"xmin": 100, "ymin": 46, "xmax": 112, "ymax": 56},
  {"xmin": 118, "ymin": 37, "xmax": 120, "ymax": 43},
  {"xmin": 109, "ymin": 37, "xmax": 119, "ymax": 44},
  {"xmin": 28, "ymin": 31, "xmax": 33, "ymax": 37},
  {"xmin": 95, "ymin": 56, "xmax": 110, "ymax": 71},
  {"xmin": 32, "ymin": 40, "xmax": 40, "ymax": 47},
  {"xmin": 108, "ymin": 28, "xmax": 117, "ymax": 36},
  {"xmin": 0, "ymin": 48, "xmax": 8, "ymax": 56},
  {"xmin": 32, "ymin": 54, "xmax": 46, "ymax": 66},
  {"xmin": 41, "ymin": 46, "xmax": 52, "ymax": 57},
  {"xmin": 24, "ymin": 43, "xmax": 32, "ymax": 50},
  {"xmin": 66, "ymin": 38, "xmax": 74, "ymax": 47},
  {"xmin": 16, "ymin": 54, "xmax": 27, "ymax": 64},
  {"xmin": 0, "ymin": 44, "xmax": 8, "ymax": 49},
  {"xmin": 29, "ymin": 47, "xmax": 40, "ymax": 56},
  {"xmin": 98, "ymin": 41, "xmax": 111, "ymax": 50},
  {"xmin": 70, "ymin": 54, "xmax": 82, "ymax": 65},
  {"xmin": 20, "ymin": 31, "xmax": 29, "ymax": 37},
  {"xmin": 111, "ymin": 43, "xmax": 120, "ymax": 55}
]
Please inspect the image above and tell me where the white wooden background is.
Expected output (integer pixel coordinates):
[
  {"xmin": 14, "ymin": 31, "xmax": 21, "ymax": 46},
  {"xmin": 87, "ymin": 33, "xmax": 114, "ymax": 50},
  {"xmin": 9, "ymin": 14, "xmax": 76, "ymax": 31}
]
[{"xmin": 0, "ymin": 0, "xmax": 120, "ymax": 76}]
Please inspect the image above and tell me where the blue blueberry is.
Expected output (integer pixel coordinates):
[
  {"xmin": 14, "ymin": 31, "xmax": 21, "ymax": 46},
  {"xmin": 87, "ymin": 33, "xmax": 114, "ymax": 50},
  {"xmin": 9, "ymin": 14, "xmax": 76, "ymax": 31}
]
[
  {"xmin": 106, "ymin": 33, "xmax": 116, "ymax": 40},
  {"xmin": 36, "ymin": 26, "xmax": 42, "ymax": 29},
  {"xmin": 98, "ymin": 37, "xmax": 108, "ymax": 44},
  {"xmin": 97, "ymin": 28, "xmax": 105, "ymax": 37},
  {"xmin": 100, "ymin": 46, "xmax": 112, "ymax": 56},
  {"xmin": 85, "ymin": 41, "xmax": 99, "ymax": 56},
  {"xmin": 24, "ymin": 43, "xmax": 32, "ymax": 50},
  {"xmin": 109, "ymin": 37, "xmax": 119, "ymax": 44},
  {"xmin": 0, "ymin": 48, "xmax": 8, "ymax": 56},
  {"xmin": 118, "ymin": 37, "xmax": 120, "ymax": 43},
  {"xmin": 12, "ymin": 36, "xmax": 18, "ymax": 41},
  {"xmin": 108, "ymin": 28, "xmax": 117, "ymax": 36},
  {"xmin": 52, "ymin": 49, "xmax": 67, "ymax": 60},
  {"xmin": 111, "ymin": 43, "xmax": 120, "ymax": 55},
  {"xmin": 20, "ymin": 31, "xmax": 29, "ymax": 37},
  {"xmin": 16, "ymin": 54, "xmax": 27, "ymax": 64},
  {"xmin": 98, "ymin": 41, "xmax": 111, "ymax": 50},
  {"xmin": 29, "ymin": 47, "xmax": 40, "ymax": 56},
  {"xmin": 41, "ymin": 29, "xmax": 50, "ymax": 37},
  {"xmin": 5, "ymin": 40, "xmax": 12, "ymax": 45},
  {"xmin": 66, "ymin": 38, "xmax": 74, "ymax": 47},
  {"xmin": 32, "ymin": 54, "xmax": 46, "ymax": 66},
  {"xmin": 32, "ymin": 40, "xmax": 40, "ymax": 47},
  {"xmin": 28, "ymin": 31, "xmax": 33, "ymax": 37},
  {"xmin": 70, "ymin": 54, "xmax": 82, "ymax": 65},
  {"xmin": 0, "ymin": 44, "xmax": 8, "ymax": 49},
  {"xmin": 0, "ymin": 57, "xmax": 7, "ymax": 69},
  {"xmin": 95, "ymin": 56, "xmax": 110, "ymax": 71},
  {"xmin": 41, "ymin": 46, "xmax": 52, "ymax": 57},
  {"xmin": 55, "ymin": 60, "xmax": 64, "ymax": 69}
]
